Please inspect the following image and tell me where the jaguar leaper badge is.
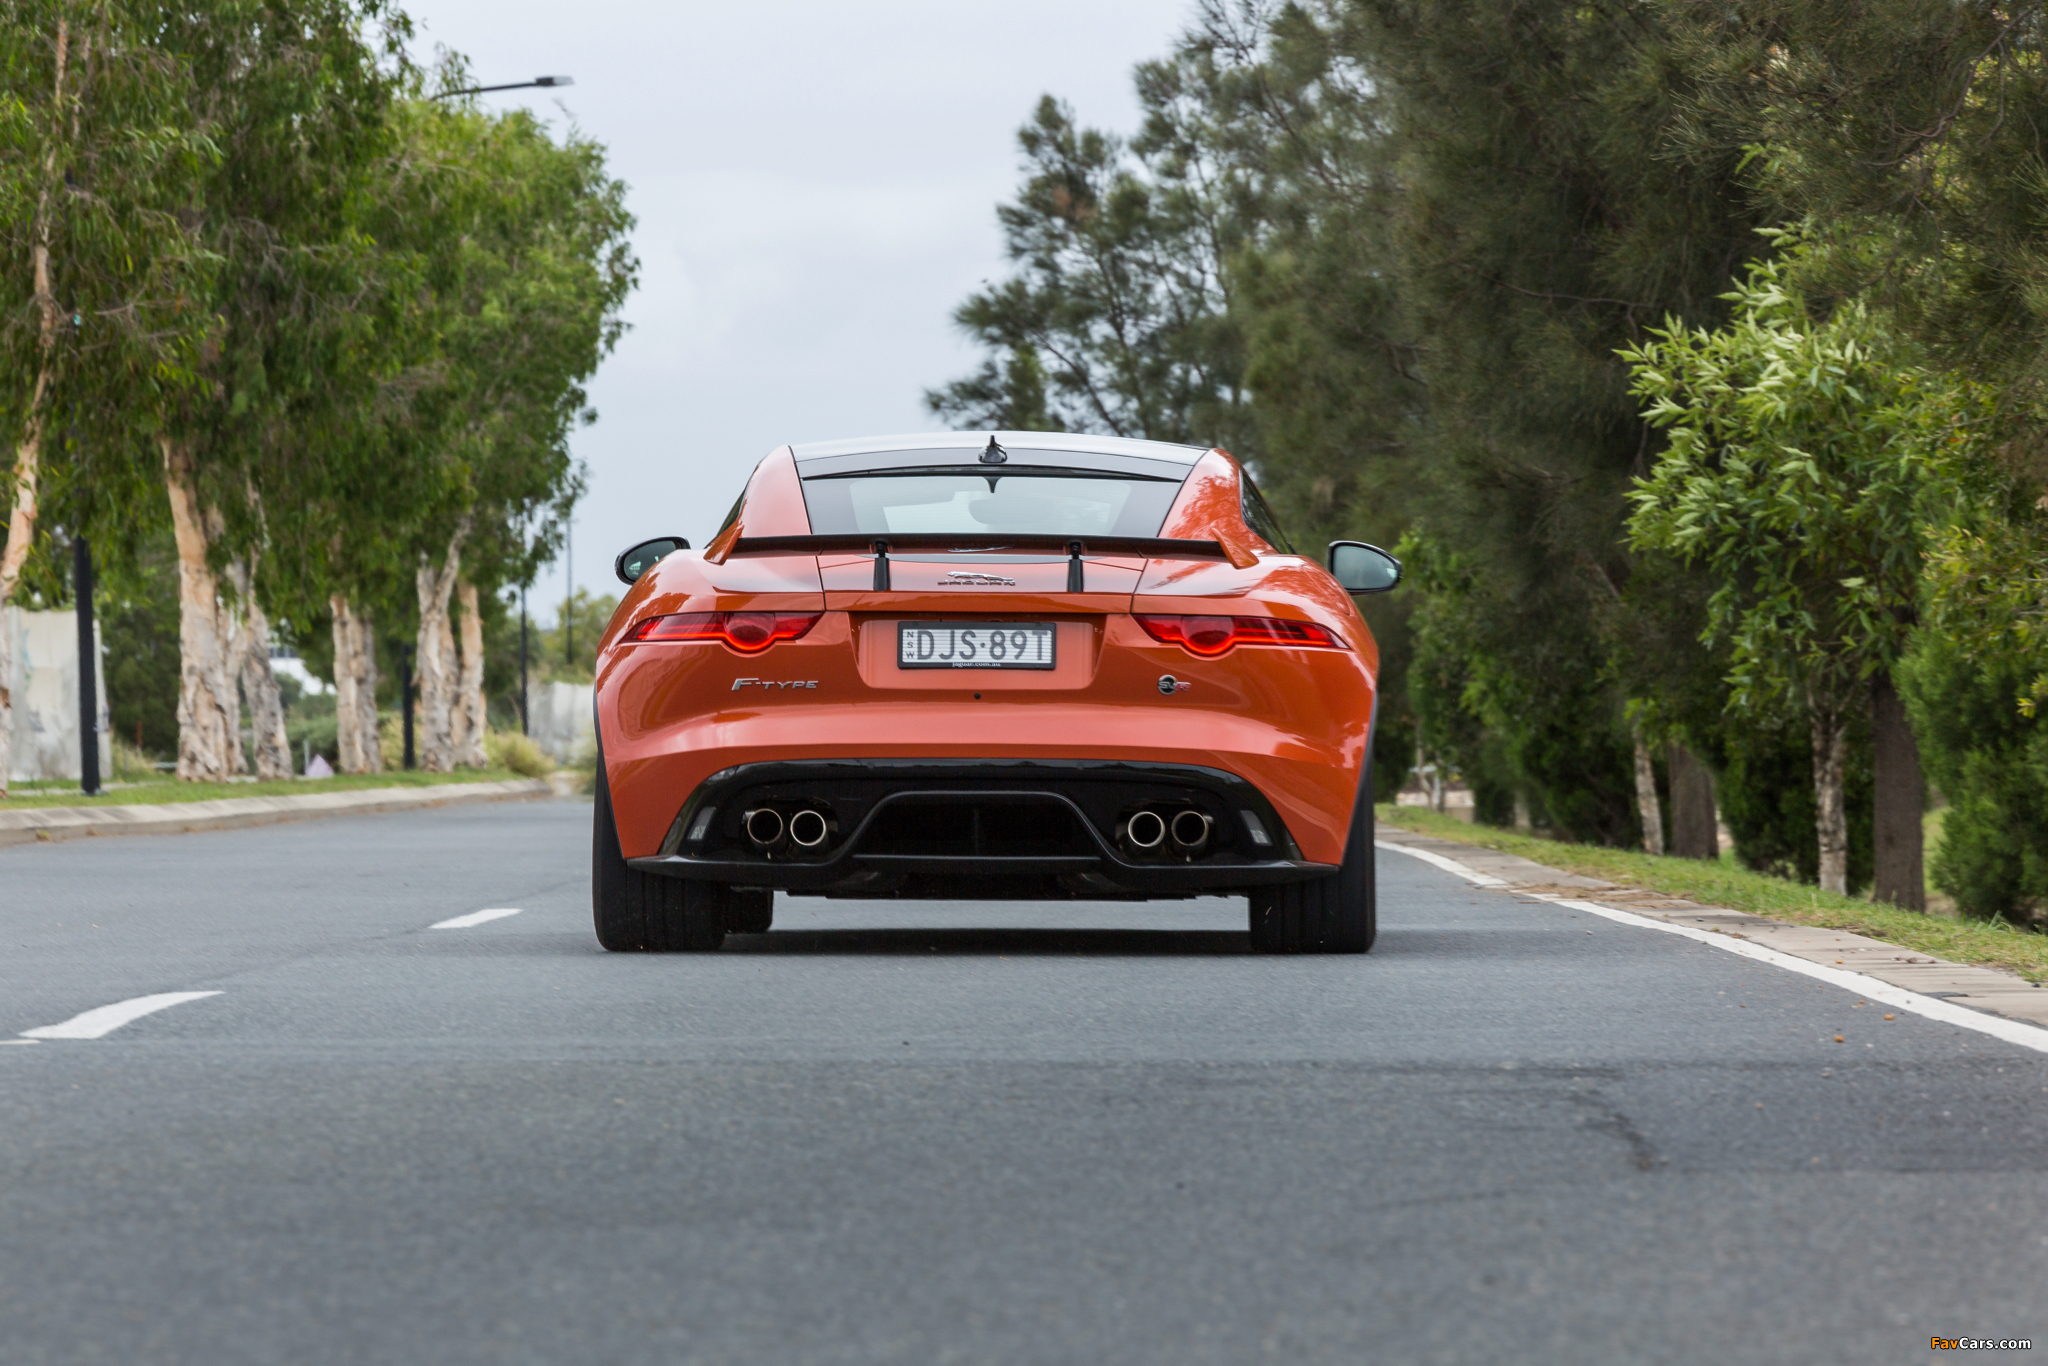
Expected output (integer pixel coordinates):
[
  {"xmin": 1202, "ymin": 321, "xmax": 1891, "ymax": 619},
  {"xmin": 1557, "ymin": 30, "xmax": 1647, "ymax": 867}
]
[{"xmin": 939, "ymin": 571, "xmax": 1016, "ymax": 586}]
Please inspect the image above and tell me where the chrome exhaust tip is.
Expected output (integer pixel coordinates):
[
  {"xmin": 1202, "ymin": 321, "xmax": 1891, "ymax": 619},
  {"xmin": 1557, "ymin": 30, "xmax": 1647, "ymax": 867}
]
[
  {"xmin": 1170, "ymin": 808, "xmax": 1212, "ymax": 854},
  {"xmin": 788, "ymin": 808, "xmax": 830, "ymax": 849},
  {"xmin": 744, "ymin": 807, "xmax": 786, "ymax": 849},
  {"xmin": 1124, "ymin": 809, "xmax": 1167, "ymax": 851}
]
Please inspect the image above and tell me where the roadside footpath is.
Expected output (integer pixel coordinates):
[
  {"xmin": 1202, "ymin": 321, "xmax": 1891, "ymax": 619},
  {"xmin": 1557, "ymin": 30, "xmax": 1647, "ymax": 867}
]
[
  {"xmin": 1376, "ymin": 818, "xmax": 2048, "ymax": 1037},
  {"xmin": 0, "ymin": 778, "xmax": 555, "ymax": 848}
]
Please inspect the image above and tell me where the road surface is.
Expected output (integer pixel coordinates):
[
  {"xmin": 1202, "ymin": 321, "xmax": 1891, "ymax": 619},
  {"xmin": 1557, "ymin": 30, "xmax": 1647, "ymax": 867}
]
[{"xmin": 1, "ymin": 798, "xmax": 2042, "ymax": 1363}]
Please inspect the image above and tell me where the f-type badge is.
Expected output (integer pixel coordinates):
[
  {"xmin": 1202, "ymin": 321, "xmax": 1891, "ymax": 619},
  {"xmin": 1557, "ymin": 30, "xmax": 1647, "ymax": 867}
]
[
  {"xmin": 1157, "ymin": 674, "xmax": 1193, "ymax": 695},
  {"xmin": 939, "ymin": 571, "xmax": 1016, "ymax": 586}
]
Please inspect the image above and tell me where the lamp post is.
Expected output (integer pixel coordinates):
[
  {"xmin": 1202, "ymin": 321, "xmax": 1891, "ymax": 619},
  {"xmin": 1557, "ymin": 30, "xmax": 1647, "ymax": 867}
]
[
  {"xmin": 398, "ymin": 641, "xmax": 415, "ymax": 770},
  {"xmin": 519, "ymin": 584, "xmax": 529, "ymax": 736},
  {"xmin": 432, "ymin": 75, "xmax": 573, "ymax": 99},
  {"xmin": 73, "ymin": 534, "xmax": 99, "ymax": 796}
]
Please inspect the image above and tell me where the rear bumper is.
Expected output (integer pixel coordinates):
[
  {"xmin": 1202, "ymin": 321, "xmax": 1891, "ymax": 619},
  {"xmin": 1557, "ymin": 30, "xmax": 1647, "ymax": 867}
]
[{"xmin": 624, "ymin": 758, "xmax": 1336, "ymax": 900}]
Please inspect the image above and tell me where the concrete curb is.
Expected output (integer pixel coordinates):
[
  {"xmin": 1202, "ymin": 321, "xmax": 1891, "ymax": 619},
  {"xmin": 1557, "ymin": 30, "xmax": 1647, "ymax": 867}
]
[
  {"xmin": 1376, "ymin": 825, "xmax": 2048, "ymax": 1033},
  {"xmin": 0, "ymin": 778, "xmax": 554, "ymax": 848}
]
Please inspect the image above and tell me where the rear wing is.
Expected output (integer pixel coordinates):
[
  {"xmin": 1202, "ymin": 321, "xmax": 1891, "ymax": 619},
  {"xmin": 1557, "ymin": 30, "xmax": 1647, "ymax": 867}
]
[
  {"xmin": 727, "ymin": 534, "xmax": 1226, "ymax": 558},
  {"xmin": 722, "ymin": 533, "xmax": 1228, "ymax": 592}
]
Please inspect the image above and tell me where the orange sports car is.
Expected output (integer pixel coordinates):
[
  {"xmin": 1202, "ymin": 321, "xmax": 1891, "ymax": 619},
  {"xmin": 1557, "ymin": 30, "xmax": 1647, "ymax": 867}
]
[{"xmin": 591, "ymin": 432, "xmax": 1400, "ymax": 954}]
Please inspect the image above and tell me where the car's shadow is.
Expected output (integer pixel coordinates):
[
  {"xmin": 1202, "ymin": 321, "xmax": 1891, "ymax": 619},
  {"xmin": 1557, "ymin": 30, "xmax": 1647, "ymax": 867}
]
[{"xmin": 719, "ymin": 927, "xmax": 1250, "ymax": 957}]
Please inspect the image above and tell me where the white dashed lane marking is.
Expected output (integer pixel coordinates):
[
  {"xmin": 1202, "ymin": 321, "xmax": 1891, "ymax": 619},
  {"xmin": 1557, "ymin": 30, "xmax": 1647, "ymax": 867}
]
[
  {"xmin": 20, "ymin": 991, "xmax": 223, "ymax": 1040},
  {"xmin": 431, "ymin": 908, "xmax": 523, "ymax": 930}
]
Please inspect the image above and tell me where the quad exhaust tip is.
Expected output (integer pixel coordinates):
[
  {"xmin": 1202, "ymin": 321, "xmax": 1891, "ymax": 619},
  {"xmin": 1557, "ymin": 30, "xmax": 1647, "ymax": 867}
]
[
  {"xmin": 744, "ymin": 807, "xmax": 786, "ymax": 849},
  {"xmin": 788, "ymin": 808, "xmax": 830, "ymax": 849},
  {"xmin": 1170, "ymin": 808, "xmax": 1212, "ymax": 854},
  {"xmin": 1124, "ymin": 809, "xmax": 1167, "ymax": 851}
]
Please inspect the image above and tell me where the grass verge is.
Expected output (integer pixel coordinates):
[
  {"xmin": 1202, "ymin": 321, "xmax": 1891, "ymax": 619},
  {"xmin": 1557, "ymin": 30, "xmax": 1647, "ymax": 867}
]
[
  {"xmin": 0, "ymin": 768, "xmax": 534, "ymax": 811},
  {"xmin": 1378, "ymin": 804, "xmax": 2048, "ymax": 984}
]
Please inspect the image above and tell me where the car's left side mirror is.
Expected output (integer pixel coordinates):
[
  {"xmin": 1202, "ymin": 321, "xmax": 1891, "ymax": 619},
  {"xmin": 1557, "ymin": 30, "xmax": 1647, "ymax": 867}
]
[
  {"xmin": 1328, "ymin": 541, "xmax": 1401, "ymax": 594},
  {"xmin": 615, "ymin": 536, "xmax": 690, "ymax": 585}
]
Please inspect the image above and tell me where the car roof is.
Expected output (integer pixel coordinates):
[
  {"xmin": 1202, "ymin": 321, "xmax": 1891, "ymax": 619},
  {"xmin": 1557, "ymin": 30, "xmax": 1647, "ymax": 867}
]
[{"xmin": 789, "ymin": 431, "xmax": 1212, "ymax": 480}]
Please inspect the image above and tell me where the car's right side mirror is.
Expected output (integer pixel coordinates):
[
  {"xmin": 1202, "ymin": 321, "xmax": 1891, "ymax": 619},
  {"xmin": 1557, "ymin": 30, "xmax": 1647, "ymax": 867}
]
[{"xmin": 1327, "ymin": 541, "xmax": 1401, "ymax": 594}]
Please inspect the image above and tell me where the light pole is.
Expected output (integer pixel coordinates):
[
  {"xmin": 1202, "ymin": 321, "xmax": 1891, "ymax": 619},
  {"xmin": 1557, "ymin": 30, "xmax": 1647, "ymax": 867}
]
[
  {"xmin": 73, "ymin": 534, "xmax": 99, "ymax": 796},
  {"xmin": 398, "ymin": 642, "xmax": 415, "ymax": 770},
  {"xmin": 432, "ymin": 75, "xmax": 573, "ymax": 99}
]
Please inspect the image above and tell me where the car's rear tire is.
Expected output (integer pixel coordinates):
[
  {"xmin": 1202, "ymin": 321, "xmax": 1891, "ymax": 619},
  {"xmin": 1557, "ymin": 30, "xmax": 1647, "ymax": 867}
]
[
  {"xmin": 1248, "ymin": 772, "xmax": 1375, "ymax": 955},
  {"xmin": 725, "ymin": 889, "xmax": 774, "ymax": 935},
  {"xmin": 593, "ymin": 748, "xmax": 727, "ymax": 952}
]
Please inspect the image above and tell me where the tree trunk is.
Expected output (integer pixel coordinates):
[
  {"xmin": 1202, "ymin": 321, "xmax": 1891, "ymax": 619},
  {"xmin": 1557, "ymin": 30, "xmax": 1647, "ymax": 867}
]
[
  {"xmin": 330, "ymin": 594, "xmax": 381, "ymax": 774},
  {"xmin": 454, "ymin": 578, "xmax": 489, "ymax": 768},
  {"xmin": 1632, "ymin": 720, "xmax": 1665, "ymax": 856},
  {"xmin": 226, "ymin": 560, "xmax": 291, "ymax": 779},
  {"xmin": 1871, "ymin": 671, "xmax": 1926, "ymax": 911},
  {"xmin": 0, "ymin": 21, "xmax": 71, "ymax": 798},
  {"xmin": 1667, "ymin": 744, "xmax": 1719, "ymax": 861},
  {"xmin": 413, "ymin": 528, "xmax": 467, "ymax": 773},
  {"xmin": 164, "ymin": 438, "xmax": 243, "ymax": 781},
  {"xmin": 1811, "ymin": 697, "xmax": 1849, "ymax": 896}
]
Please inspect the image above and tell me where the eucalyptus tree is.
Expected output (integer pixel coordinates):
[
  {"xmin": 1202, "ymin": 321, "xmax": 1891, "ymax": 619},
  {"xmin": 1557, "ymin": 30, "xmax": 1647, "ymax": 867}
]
[
  {"xmin": 0, "ymin": 0, "xmax": 209, "ymax": 793},
  {"xmin": 141, "ymin": 0, "xmax": 412, "ymax": 780},
  {"xmin": 364, "ymin": 95, "xmax": 631, "ymax": 771}
]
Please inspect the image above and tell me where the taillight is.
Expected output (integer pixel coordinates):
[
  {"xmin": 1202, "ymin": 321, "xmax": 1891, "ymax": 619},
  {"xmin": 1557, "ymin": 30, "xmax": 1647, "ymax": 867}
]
[
  {"xmin": 1135, "ymin": 614, "xmax": 1344, "ymax": 657},
  {"xmin": 625, "ymin": 611, "xmax": 821, "ymax": 653}
]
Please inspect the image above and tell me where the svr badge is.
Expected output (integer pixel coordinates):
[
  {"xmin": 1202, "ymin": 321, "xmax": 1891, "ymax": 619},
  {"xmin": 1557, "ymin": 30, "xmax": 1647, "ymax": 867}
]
[{"xmin": 1157, "ymin": 675, "xmax": 1193, "ymax": 695}]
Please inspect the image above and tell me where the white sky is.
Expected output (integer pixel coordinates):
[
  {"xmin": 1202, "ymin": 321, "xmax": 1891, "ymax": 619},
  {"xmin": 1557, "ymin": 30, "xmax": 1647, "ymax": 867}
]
[{"xmin": 402, "ymin": 0, "xmax": 1197, "ymax": 613}]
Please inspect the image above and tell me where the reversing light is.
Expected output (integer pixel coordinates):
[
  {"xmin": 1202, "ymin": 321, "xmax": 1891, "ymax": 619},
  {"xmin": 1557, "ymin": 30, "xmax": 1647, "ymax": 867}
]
[
  {"xmin": 625, "ymin": 611, "xmax": 821, "ymax": 653},
  {"xmin": 1134, "ymin": 614, "xmax": 1343, "ymax": 657}
]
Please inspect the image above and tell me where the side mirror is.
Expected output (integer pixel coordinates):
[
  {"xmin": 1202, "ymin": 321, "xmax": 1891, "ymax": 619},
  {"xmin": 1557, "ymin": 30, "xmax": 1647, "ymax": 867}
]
[
  {"xmin": 615, "ymin": 536, "xmax": 690, "ymax": 585},
  {"xmin": 1327, "ymin": 541, "xmax": 1401, "ymax": 594}
]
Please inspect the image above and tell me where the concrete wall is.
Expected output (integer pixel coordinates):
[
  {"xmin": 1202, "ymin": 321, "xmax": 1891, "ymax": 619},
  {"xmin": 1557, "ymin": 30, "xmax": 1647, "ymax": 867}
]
[
  {"xmin": 525, "ymin": 681, "xmax": 595, "ymax": 764},
  {"xmin": 5, "ymin": 607, "xmax": 111, "ymax": 783}
]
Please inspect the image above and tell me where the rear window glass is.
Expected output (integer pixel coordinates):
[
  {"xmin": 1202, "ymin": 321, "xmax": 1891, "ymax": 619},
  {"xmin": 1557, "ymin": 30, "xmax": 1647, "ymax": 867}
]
[
  {"xmin": 1240, "ymin": 473, "xmax": 1294, "ymax": 553},
  {"xmin": 802, "ymin": 470, "xmax": 1182, "ymax": 538}
]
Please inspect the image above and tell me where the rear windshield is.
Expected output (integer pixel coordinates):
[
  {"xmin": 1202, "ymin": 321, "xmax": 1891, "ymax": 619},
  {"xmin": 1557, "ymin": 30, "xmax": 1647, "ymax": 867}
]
[{"xmin": 801, "ymin": 469, "xmax": 1182, "ymax": 538}]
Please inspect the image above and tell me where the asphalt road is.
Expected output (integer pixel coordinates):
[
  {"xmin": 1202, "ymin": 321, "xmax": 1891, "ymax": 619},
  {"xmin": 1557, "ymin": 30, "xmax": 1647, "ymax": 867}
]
[{"xmin": 1, "ymin": 798, "xmax": 2044, "ymax": 1365}]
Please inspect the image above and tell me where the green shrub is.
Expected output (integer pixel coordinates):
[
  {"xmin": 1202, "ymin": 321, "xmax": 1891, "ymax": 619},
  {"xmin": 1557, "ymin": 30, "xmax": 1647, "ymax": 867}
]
[
  {"xmin": 1899, "ymin": 633, "xmax": 2048, "ymax": 921},
  {"xmin": 485, "ymin": 730, "xmax": 551, "ymax": 778}
]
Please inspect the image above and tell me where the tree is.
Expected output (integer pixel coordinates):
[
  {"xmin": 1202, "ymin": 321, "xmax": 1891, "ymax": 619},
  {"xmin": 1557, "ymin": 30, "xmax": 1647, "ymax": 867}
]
[
  {"xmin": 0, "ymin": 0, "xmax": 209, "ymax": 794},
  {"xmin": 139, "ymin": 0, "xmax": 412, "ymax": 780},
  {"xmin": 1625, "ymin": 244, "xmax": 1958, "ymax": 899},
  {"xmin": 368, "ymin": 92, "xmax": 632, "ymax": 771},
  {"xmin": 925, "ymin": 91, "xmax": 1251, "ymax": 451}
]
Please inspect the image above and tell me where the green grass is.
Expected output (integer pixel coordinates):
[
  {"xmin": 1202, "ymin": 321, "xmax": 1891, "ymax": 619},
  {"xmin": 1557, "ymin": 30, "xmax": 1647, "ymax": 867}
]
[
  {"xmin": 0, "ymin": 768, "xmax": 533, "ymax": 811},
  {"xmin": 1379, "ymin": 804, "xmax": 2048, "ymax": 984}
]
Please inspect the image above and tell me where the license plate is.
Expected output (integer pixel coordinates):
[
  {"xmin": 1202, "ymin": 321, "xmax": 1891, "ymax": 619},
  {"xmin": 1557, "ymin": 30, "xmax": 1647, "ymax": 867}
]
[{"xmin": 898, "ymin": 622, "xmax": 1055, "ymax": 670}]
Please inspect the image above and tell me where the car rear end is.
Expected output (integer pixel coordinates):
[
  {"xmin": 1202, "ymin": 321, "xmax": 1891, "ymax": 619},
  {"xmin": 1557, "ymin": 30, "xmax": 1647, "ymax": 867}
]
[{"xmin": 596, "ymin": 433, "xmax": 1378, "ymax": 904}]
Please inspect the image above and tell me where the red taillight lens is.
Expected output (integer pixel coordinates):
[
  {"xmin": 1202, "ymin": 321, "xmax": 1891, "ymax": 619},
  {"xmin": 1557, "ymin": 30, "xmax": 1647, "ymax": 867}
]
[
  {"xmin": 625, "ymin": 611, "xmax": 821, "ymax": 653},
  {"xmin": 1135, "ymin": 614, "xmax": 1343, "ymax": 657}
]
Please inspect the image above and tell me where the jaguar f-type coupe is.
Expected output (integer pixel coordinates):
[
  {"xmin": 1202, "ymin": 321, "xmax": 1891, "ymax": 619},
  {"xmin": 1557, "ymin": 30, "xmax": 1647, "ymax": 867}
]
[{"xmin": 591, "ymin": 431, "xmax": 1399, "ymax": 954}]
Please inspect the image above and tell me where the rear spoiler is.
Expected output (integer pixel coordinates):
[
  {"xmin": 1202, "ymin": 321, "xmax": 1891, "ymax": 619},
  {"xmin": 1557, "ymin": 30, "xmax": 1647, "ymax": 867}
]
[
  {"xmin": 726, "ymin": 533, "xmax": 1228, "ymax": 592},
  {"xmin": 728, "ymin": 534, "xmax": 1226, "ymax": 559}
]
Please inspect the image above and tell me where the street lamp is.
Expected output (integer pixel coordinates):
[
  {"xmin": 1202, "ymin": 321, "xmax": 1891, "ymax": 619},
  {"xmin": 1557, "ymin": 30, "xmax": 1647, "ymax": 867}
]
[{"xmin": 433, "ymin": 75, "xmax": 573, "ymax": 99}]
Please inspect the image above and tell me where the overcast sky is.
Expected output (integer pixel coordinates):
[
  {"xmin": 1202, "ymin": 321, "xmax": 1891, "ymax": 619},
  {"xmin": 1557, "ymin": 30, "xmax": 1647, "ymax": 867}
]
[{"xmin": 403, "ymin": 0, "xmax": 1197, "ymax": 613}]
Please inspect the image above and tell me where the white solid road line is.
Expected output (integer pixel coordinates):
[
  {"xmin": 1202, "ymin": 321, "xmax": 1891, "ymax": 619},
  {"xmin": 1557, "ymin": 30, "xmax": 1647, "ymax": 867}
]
[
  {"xmin": 1376, "ymin": 839, "xmax": 2048, "ymax": 1058},
  {"xmin": 20, "ymin": 991, "xmax": 223, "ymax": 1041},
  {"xmin": 431, "ymin": 908, "xmax": 523, "ymax": 930}
]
